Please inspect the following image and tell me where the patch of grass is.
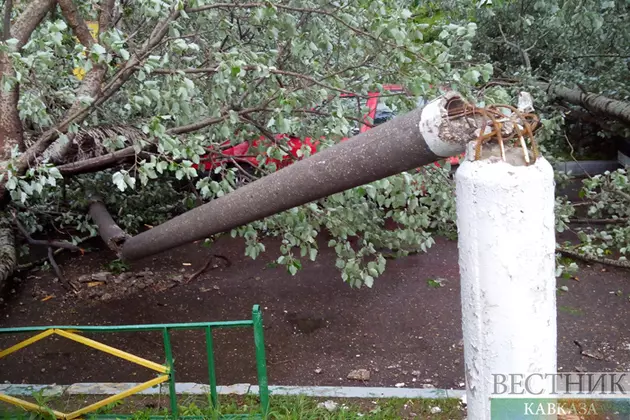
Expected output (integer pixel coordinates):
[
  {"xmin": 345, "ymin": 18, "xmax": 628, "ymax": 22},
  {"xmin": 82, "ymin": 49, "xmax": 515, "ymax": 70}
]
[
  {"xmin": 103, "ymin": 259, "xmax": 131, "ymax": 275},
  {"xmin": 0, "ymin": 394, "xmax": 465, "ymax": 419},
  {"xmin": 427, "ymin": 278, "xmax": 446, "ymax": 288},
  {"xmin": 559, "ymin": 305, "xmax": 583, "ymax": 316}
]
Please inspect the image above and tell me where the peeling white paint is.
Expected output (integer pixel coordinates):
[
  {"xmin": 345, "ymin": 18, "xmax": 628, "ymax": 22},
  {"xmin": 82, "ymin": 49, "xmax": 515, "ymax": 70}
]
[
  {"xmin": 455, "ymin": 149, "xmax": 557, "ymax": 420},
  {"xmin": 419, "ymin": 92, "xmax": 466, "ymax": 157}
]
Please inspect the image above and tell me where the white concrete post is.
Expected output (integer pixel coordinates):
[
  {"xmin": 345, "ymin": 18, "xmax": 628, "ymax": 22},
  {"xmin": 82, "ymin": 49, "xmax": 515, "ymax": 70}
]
[{"xmin": 455, "ymin": 143, "xmax": 557, "ymax": 420}]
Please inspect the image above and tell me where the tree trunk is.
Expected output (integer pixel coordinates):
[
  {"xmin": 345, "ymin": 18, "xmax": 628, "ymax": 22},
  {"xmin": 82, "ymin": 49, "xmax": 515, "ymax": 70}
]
[
  {"xmin": 120, "ymin": 93, "xmax": 481, "ymax": 261},
  {"xmin": 0, "ymin": 0, "xmax": 56, "ymax": 281},
  {"xmin": 44, "ymin": 0, "xmax": 117, "ymax": 163},
  {"xmin": 0, "ymin": 0, "xmax": 56, "ymax": 160},
  {"xmin": 541, "ymin": 83, "xmax": 630, "ymax": 126},
  {"xmin": 0, "ymin": 216, "xmax": 16, "ymax": 286},
  {"xmin": 88, "ymin": 197, "xmax": 130, "ymax": 254},
  {"xmin": 0, "ymin": 54, "xmax": 23, "ymax": 158}
]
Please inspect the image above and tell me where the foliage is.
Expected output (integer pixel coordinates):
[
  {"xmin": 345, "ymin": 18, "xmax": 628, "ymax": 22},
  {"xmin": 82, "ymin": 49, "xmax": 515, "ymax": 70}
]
[
  {"xmin": 1, "ymin": 0, "xmax": 629, "ymax": 287},
  {"xmin": 440, "ymin": 0, "xmax": 630, "ymax": 273},
  {"xmin": 1, "ymin": 0, "xmax": 493, "ymax": 287},
  {"xmin": 465, "ymin": 0, "xmax": 630, "ymax": 98},
  {"xmin": 571, "ymin": 169, "xmax": 630, "ymax": 259}
]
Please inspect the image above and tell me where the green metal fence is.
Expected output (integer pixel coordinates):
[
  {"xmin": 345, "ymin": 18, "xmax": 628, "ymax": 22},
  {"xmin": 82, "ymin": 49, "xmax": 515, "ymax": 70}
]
[{"xmin": 0, "ymin": 305, "xmax": 269, "ymax": 419}]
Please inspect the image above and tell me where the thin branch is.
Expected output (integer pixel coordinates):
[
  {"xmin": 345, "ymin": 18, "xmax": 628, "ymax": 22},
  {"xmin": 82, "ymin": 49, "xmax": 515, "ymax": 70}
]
[
  {"xmin": 47, "ymin": 245, "xmax": 80, "ymax": 292},
  {"xmin": 239, "ymin": 114, "xmax": 277, "ymax": 144},
  {"xmin": 184, "ymin": 2, "xmax": 436, "ymax": 68},
  {"xmin": 188, "ymin": 178, "xmax": 203, "ymax": 207},
  {"xmin": 154, "ymin": 56, "xmax": 373, "ymax": 103},
  {"xmin": 169, "ymin": 107, "xmax": 264, "ymax": 135},
  {"xmin": 17, "ymin": 235, "xmax": 92, "ymax": 271},
  {"xmin": 293, "ymin": 108, "xmax": 373, "ymax": 129},
  {"xmin": 13, "ymin": 212, "xmax": 84, "ymax": 252},
  {"xmin": 569, "ymin": 218, "xmax": 629, "ymax": 224},
  {"xmin": 185, "ymin": 254, "xmax": 231, "ymax": 284},
  {"xmin": 239, "ymin": 114, "xmax": 295, "ymax": 161},
  {"xmin": 498, "ymin": 23, "xmax": 531, "ymax": 71},
  {"xmin": 153, "ymin": 66, "xmax": 357, "ymax": 96},
  {"xmin": 569, "ymin": 54, "xmax": 630, "ymax": 59},
  {"xmin": 98, "ymin": 0, "xmax": 117, "ymax": 34},
  {"xmin": 557, "ymin": 247, "xmax": 630, "ymax": 270},
  {"xmin": 229, "ymin": 157, "xmax": 259, "ymax": 181},
  {"xmin": 607, "ymin": 187, "xmax": 630, "ymax": 204}
]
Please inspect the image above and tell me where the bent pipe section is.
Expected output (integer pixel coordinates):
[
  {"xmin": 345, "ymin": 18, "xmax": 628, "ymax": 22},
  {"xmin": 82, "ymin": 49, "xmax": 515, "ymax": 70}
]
[{"xmin": 121, "ymin": 92, "xmax": 468, "ymax": 261}]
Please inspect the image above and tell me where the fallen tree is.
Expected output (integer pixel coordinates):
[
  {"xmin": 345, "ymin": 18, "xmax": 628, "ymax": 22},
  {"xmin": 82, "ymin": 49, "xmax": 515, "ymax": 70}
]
[
  {"xmin": 1, "ymin": 0, "xmax": 494, "ymax": 286},
  {"xmin": 3, "ymin": 0, "xmax": 629, "ymax": 288},
  {"xmin": 541, "ymin": 83, "xmax": 630, "ymax": 126}
]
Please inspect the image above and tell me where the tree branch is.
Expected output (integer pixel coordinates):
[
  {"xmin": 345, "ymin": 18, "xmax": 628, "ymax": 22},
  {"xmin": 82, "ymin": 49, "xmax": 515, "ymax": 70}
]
[
  {"xmin": 0, "ymin": 0, "xmax": 55, "ymax": 160},
  {"xmin": 153, "ymin": 58, "xmax": 372, "ymax": 98},
  {"xmin": 58, "ymin": 0, "xmax": 95, "ymax": 49},
  {"xmin": 184, "ymin": 3, "xmax": 436, "ymax": 68},
  {"xmin": 557, "ymin": 247, "xmax": 630, "ymax": 270},
  {"xmin": 569, "ymin": 218, "xmax": 629, "ymax": 224},
  {"xmin": 88, "ymin": 196, "xmax": 130, "ymax": 254},
  {"xmin": 540, "ymin": 82, "xmax": 630, "ymax": 126},
  {"xmin": 98, "ymin": 0, "xmax": 117, "ymax": 34},
  {"xmin": 498, "ymin": 23, "xmax": 531, "ymax": 71},
  {"xmin": 13, "ymin": 212, "xmax": 84, "ymax": 253},
  {"xmin": 2, "ymin": 0, "xmax": 12, "ymax": 41},
  {"xmin": 56, "ymin": 147, "xmax": 150, "ymax": 175},
  {"xmin": 293, "ymin": 108, "xmax": 373, "ymax": 129},
  {"xmin": 169, "ymin": 106, "xmax": 266, "ymax": 135},
  {"xmin": 9, "ymin": 0, "xmax": 55, "ymax": 48}
]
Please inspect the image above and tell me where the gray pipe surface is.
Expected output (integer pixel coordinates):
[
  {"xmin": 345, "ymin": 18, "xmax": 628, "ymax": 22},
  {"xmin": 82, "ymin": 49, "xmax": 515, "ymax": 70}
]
[{"xmin": 121, "ymin": 92, "xmax": 473, "ymax": 261}]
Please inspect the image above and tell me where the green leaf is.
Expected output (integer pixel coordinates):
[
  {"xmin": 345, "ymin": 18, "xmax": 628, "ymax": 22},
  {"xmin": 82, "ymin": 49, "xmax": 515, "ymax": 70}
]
[
  {"xmin": 288, "ymin": 264, "xmax": 298, "ymax": 276},
  {"xmin": 112, "ymin": 172, "xmax": 127, "ymax": 191},
  {"xmin": 363, "ymin": 275, "xmax": 374, "ymax": 288}
]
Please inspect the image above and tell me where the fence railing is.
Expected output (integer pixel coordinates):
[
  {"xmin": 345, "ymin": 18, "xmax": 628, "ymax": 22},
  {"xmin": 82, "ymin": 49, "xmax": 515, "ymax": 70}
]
[{"xmin": 0, "ymin": 305, "xmax": 269, "ymax": 419}]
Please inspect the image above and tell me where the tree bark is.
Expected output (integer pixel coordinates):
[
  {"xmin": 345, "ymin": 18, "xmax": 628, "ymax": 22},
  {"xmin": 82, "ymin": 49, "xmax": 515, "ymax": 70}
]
[
  {"xmin": 0, "ymin": 216, "xmax": 16, "ymax": 286},
  {"xmin": 88, "ymin": 197, "xmax": 130, "ymax": 254},
  {"xmin": 541, "ymin": 83, "xmax": 630, "ymax": 126},
  {"xmin": 57, "ymin": 0, "xmax": 95, "ymax": 49},
  {"xmin": 56, "ymin": 147, "xmax": 147, "ymax": 175},
  {"xmin": 44, "ymin": 0, "xmax": 117, "ymax": 163},
  {"xmin": 2, "ymin": 0, "xmax": 12, "ymax": 42},
  {"xmin": 0, "ymin": 0, "xmax": 55, "ymax": 282},
  {"xmin": 120, "ymin": 92, "xmax": 480, "ymax": 261},
  {"xmin": 0, "ymin": 54, "xmax": 23, "ymax": 158},
  {"xmin": 0, "ymin": 0, "xmax": 55, "ymax": 160}
]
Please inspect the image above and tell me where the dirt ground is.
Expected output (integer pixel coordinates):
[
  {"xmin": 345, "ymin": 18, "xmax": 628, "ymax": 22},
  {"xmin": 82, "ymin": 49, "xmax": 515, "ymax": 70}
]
[{"xmin": 1, "ymin": 225, "xmax": 629, "ymax": 390}]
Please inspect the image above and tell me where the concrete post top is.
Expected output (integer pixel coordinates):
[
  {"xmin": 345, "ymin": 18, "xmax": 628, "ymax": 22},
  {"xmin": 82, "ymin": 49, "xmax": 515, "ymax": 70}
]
[{"xmin": 461, "ymin": 141, "xmax": 554, "ymax": 173}]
